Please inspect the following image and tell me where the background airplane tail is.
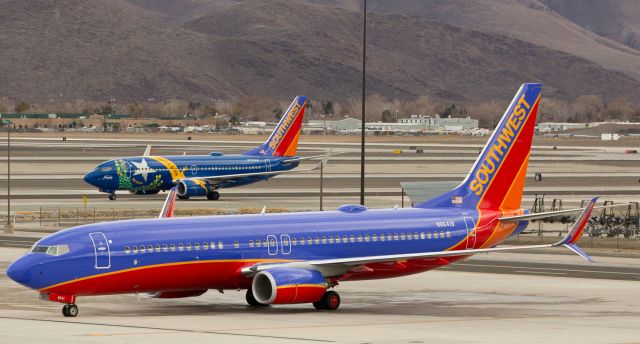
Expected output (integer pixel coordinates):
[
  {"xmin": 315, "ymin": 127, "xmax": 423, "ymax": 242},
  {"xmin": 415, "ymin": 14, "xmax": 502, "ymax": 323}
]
[
  {"xmin": 244, "ymin": 96, "xmax": 307, "ymax": 157},
  {"xmin": 417, "ymin": 83, "xmax": 542, "ymax": 211}
]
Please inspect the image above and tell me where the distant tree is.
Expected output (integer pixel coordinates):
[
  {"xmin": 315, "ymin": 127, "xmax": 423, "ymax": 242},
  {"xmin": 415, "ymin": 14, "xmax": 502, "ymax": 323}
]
[
  {"xmin": 188, "ymin": 101, "xmax": 201, "ymax": 114},
  {"xmin": 604, "ymin": 96, "xmax": 632, "ymax": 121},
  {"xmin": 202, "ymin": 106, "xmax": 217, "ymax": 117},
  {"xmin": 442, "ymin": 103, "xmax": 466, "ymax": 117},
  {"xmin": 381, "ymin": 109, "xmax": 394, "ymax": 123},
  {"xmin": 571, "ymin": 95, "xmax": 603, "ymax": 122},
  {"xmin": 128, "ymin": 103, "xmax": 144, "ymax": 118},
  {"xmin": 99, "ymin": 104, "xmax": 115, "ymax": 116},
  {"xmin": 229, "ymin": 116, "xmax": 240, "ymax": 125},
  {"xmin": 322, "ymin": 101, "xmax": 334, "ymax": 116},
  {"xmin": 15, "ymin": 101, "xmax": 30, "ymax": 113},
  {"xmin": 273, "ymin": 107, "xmax": 283, "ymax": 121}
]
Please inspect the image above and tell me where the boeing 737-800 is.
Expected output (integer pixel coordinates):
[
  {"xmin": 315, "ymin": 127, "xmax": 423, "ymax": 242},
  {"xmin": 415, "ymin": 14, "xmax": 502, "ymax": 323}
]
[
  {"xmin": 84, "ymin": 96, "xmax": 314, "ymax": 200},
  {"xmin": 9, "ymin": 84, "xmax": 601, "ymax": 317}
]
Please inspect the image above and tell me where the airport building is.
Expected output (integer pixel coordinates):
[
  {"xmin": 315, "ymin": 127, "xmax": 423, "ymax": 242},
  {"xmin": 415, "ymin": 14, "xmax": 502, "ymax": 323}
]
[{"xmin": 306, "ymin": 115, "xmax": 479, "ymax": 134}]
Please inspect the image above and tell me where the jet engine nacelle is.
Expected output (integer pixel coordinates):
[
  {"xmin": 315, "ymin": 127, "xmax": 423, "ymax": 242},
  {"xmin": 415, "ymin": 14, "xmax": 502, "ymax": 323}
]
[
  {"xmin": 251, "ymin": 268, "xmax": 326, "ymax": 304},
  {"xmin": 176, "ymin": 179, "xmax": 212, "ymax": 197},
  {"xmin": 147, "ymin": 289, "xmax": 208, "ymax": 298}
]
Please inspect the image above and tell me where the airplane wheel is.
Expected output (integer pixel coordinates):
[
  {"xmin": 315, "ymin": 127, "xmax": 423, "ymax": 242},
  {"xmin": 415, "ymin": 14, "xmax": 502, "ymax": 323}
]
[
  {"xmin": 108, "ymin": 194, "xmax": 117, "ymax": 201},
  {"xmin": 62, "ymin": 304, "xmax": 78, "ymax": 317},
  {"xmin": 315, "ymin": 291, "xmax": 340, "ymax": 311},
  {"xmin": 245, "ymin": 289, "xmax": 265, "ymax": 306},
  {"xmin": 178, "ymin": 195, "xmax": 190, "ymax": 200},
  {"xmin": 207, "ymin": 191, "xmax": 220, "ymax": 200}
]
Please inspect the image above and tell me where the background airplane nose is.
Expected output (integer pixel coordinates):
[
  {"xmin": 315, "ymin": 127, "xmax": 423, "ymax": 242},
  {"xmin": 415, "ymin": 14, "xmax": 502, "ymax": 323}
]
[{"xmin": 83, "ymin": 170, "xmax": 99, "ymax": 187}]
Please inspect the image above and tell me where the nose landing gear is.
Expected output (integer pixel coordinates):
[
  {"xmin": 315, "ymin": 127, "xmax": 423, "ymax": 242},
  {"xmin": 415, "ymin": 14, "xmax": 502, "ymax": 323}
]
[
  {"xmin": 108, "ymin": 193, "xmax": 117, "ymax": 201},
  {"xmin": 62, "ymin": 304, "xmax": 78, "ymax": 317}
]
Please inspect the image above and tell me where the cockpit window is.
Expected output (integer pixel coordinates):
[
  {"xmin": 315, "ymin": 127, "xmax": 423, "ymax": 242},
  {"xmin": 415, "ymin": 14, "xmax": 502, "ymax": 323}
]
[
  {"xmin": 100, "ymin": 166, "xmax": 113, "ymax": 172},
  {"xmin": 31, "ymin": 245, "xmax": 70, "ymax": 256}
]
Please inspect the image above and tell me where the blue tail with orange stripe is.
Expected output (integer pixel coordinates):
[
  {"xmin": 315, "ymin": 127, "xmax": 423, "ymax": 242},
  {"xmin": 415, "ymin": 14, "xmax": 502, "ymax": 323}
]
[
  {"xmin": 418, "ymin": 83, "xmax": 542, "ymax": 210},
  {"xmin": 244, "ymin": 96, "xmax": 308, "ymax": 157}
]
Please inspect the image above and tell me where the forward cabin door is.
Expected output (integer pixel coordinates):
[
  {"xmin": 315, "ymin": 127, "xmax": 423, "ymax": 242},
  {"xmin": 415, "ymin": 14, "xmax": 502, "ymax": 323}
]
[
  {"xmin": 89, "ymin": 232, "xmax": 111, "ymax": 269},
  {"xmin": 464, "ymin": 217, "xmax": 477, "ymax": 249}
]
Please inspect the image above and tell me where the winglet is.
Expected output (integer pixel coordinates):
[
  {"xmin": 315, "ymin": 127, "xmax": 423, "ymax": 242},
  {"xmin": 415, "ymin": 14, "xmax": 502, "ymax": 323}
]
[
  {"xmin": 553, "ymin": 197, "xmax": 597, "ymax": 262},
  {"xmin": 159, "ymin": 187, "xmax": 178, "ymax": 218},
  {"xmin": 143, "ymin": 145, "xmax": 152, "ymax": 157}
]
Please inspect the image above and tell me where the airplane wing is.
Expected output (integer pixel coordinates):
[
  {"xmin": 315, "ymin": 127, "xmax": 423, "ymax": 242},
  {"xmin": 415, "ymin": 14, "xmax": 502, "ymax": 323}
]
[
  {"xmin": 241, "ymin": 198, "xmax": 597, "ymax": 277},
  {"xmin": 178, "ymin": 162, "xmax": 323, "ymax": 185},
  {"xmin": 159, "ymin": 187, "xmax": 177, "ymax": 218},
  {"xmin": 499, "ymin": 202, "xmax": 629, "ymax": 222}
]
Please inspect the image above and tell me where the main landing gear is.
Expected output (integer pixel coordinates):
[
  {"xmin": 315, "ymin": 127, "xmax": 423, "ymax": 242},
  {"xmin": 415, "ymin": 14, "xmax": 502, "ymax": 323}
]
[
  {"xmin": 313, "ymin": 291, "xmax": 341, "ymax": 310},
  {"xmin": 62, "ymin": 304, "xmax": 78, "ymax": 317},
  {"xmin": 207, "ymin": 191, "xmax": 220, "ymax": 200},
  {"xmin": 245, "ymin": 289, "xmax": 267, "ymax": 307},
  {"xmin": 108, "ymin": 193, "xmax": 117, "ymax": 201}
]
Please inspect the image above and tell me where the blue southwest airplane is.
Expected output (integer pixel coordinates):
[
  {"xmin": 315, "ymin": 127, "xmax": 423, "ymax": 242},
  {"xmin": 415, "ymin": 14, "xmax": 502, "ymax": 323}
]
[
  {"xmin": 84, "ymin": 96, "xmax": 317, "ymax": 201},
  {"xmin": 8, "ymin": 84, "xmax": 602, "ymax": 317}
]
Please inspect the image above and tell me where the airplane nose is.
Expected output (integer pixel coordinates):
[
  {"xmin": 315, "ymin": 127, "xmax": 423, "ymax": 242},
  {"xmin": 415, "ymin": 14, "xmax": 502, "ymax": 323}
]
[
  {"xmin": 83, "ymin": 170, "xmax": 99, "ymax": 187},
  {"xmin": 6, "ymin": 257, "xmax": 28, "ymax": 285}
]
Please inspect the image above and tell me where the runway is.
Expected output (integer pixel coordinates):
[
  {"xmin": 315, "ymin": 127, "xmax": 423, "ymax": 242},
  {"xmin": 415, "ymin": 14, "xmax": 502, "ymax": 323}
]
[{"xmin": 1, "ymin": 248, "xmax": 639, "ymax": 343}]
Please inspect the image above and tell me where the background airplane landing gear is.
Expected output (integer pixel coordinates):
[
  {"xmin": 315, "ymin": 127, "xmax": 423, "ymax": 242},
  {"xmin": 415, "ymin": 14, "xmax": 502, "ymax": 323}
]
[
  {"xmin": 62, "ymin": 304, "xmax": 78, "ymax": 317},
  {"xmin": 313, "ymin": 291, "xmax": 340, "ymax": 310},
  {"xmin": 108, "ymin": 193, "xmax": 116, "ymax": 200},
  {"xmin": 207, "ymin": 191, "xmax": 220, "ymax": 200}
]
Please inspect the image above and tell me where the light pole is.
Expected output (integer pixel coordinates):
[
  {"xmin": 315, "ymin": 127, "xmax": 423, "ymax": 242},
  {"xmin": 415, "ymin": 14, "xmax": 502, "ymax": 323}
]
[
  {"xmin": 360, "ymin": 0, "xmax": 367, "ymax": 206},
  {"xmin": 4, "ymin": 122, "xmax": 14, "ymax": 233}
]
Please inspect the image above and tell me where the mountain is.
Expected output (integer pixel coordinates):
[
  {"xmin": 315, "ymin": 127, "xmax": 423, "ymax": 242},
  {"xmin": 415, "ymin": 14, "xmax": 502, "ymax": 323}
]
[{"xmin": 1, "ymin": 0, "xmax": 640, "ymax": 106}]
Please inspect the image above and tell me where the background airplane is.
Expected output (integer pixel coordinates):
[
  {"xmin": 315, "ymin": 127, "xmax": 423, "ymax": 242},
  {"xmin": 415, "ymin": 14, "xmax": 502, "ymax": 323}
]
[
  {"xmin": 84, "ymin": 96, "xmax": 315, "ymax": 200},
  {"xmin": 7, "ymin": 84, "xmax": 605, "ymax": 317}
]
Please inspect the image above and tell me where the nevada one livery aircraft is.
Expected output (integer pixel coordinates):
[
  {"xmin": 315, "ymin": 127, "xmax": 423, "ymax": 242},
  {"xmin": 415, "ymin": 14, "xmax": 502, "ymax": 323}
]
[
  {"xmin": 84, "ymin": 96, "xmax": 315, "ymax": 201},
  {"xmin": 9, "ymin": 84, "xmax": 599, "ymax": 317}
]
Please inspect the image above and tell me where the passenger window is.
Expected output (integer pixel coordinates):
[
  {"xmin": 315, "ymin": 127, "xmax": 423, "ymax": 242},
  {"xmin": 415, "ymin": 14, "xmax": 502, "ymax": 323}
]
[
  {"xmin": 321, "ymin": 236, "xmax": 327, "ymax": 244},
  {"xmin": 400, "ymin": 233, "xmax": 406, "ymax": 240},
  {"xmin": 291, "ymin": 238, "xmax": 297, "ymax": 245},
  {"xmin": 147, "ymin": 245, "xmax": 153, "ymax": 252},
  {"xmin": 307, "ymin": 237, "xmax": 312, "ymax": 245},
  {"xmin": 124, "ymin": 246, "xmax": 130, "ymax": 254},
  {"xmin": 335, "ymin": 236, "xmax": 341, "ymax": 243},
  {"xmin": 379, "ymin": 234, "xmax": 385, "ymax": 241},
  {"xmin": 446, "ymin": 231, "xmax": 451, "ymax": 238},
  {"xmin": 342, "ymin": 235, "xmax": 348, "ymax": 243},
  {"xmin": 283, "ymin": 237, "xmax": 289, "ymax": 245},
  {"xmin": 249, "ymin": 240, "xmax": 254, "ymax": 248},
  {"xmin": 433, "ymin": 232, "xmax": 439, "ymax": 239},
  {"xmin": 194, "ymin": 243, "xmax": 200, "ymax": 250},
  {"xmin": 234, "ymin": 241, "xmax": 240, "ymax": 248},
  {"xmin": 414, "ymin": 232, "xmax": 419, "ymax": 240},
  {"xmin": 186, "ymin": 243, "xmax": 192, "ymax": 251},
  {"xmin": 420, "ymin": 232, "xmax": 426, "ymax": 239},
  {"xmin": 170, "ymin": 244, "xmax": 176, "ymax": 252},
  {"xmin": 155, "ymin": 244, "xmax": 161, "ymax": 252},
  {"xmin": 162, "ymin": 244, "xmax": 168, "ymax": 252},
  {"xmin": 372, "ymin": 234, "xmax": 378, "ymax": 242},
  {"xmin": 218, "ymin": 241, "xmax": 223, "ymax": 249},
  {"xmin": 349, "ymin": 235, "xmax": 355, "ymax": 243},
  {"xmin": 179, "ymin": 243, "xmax": 184, "ymax": 251},
  {"xmin": 299, "ymin": 237, "xmax": 305, "ymax": 245},
  {"xmin": 387, "ymin": 233, "xmax": 392, "ymax": 241},
  {"xmin": 365, "ymin": 234, "xmax": 370, "ymax": 242},
  {"xmin": 314, "ymin": 237, "xmax": 320, "ymax": 245},
  {"xmin": 140, "ymin": 245, "xmax": 146, "ymax": 253},
  {"xmin": 357, "ymin": 235, "xmax": 363, "ymax": 243},
  {"xmin": 440, "ymin": 231, "xmax": 445, "ymax": 238},
  {"xmin": 211, "ymin": 242, "xmax": 216, "ymax": 250},
  {"xmin": 203, "ymin": 242, "xmax": 209, "ymax": 250},
  {"xmin": 132, "ymin": 246, "xmax": 138, "ymax": 253},
  {"xmin": 328, "ymin": 236, "xmax": 334, "ymax": 244},
  {"xmin": 256, "ymin": 240, "xmax": 262, "ymax": 247},
  {"xmin": 263, "ymin": 239, "xmax": 268, "ymax": 247}
]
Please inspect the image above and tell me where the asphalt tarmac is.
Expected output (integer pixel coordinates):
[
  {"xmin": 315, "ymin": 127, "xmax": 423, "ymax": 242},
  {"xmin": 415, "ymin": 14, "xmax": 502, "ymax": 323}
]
[{"xmin": 1, "ymin": 248, "xmax": 639, "ymax": 343}]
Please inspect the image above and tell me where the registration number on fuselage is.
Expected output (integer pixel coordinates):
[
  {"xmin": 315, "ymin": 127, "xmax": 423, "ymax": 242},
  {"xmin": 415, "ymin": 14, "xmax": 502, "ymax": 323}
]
[{"xmin": 435, "ymin": 221, "xmax": 455, "ymax": 228}]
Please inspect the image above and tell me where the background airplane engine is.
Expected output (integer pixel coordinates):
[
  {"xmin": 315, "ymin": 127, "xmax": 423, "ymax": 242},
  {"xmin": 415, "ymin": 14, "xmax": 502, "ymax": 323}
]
[
  {"xmin": 147, "ymin": 290, "xmax": 208, "ymax": 298},
  {"xmin": 176, "ymin": 179, "xmax": 212, "ymax": 197},
  {"xmin": 251, "ymin": 268, "xmax": 326, "ymax": 304}
]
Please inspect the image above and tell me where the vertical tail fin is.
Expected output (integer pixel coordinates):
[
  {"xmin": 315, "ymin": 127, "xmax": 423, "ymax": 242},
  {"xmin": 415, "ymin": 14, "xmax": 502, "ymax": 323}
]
[
  {"xmin": 244, "ymin": 96, "xmax": 307, "ymax": 157},
  {"xmin": 418, "ymin": 83, "xmax": 542, "ymax": 210}
]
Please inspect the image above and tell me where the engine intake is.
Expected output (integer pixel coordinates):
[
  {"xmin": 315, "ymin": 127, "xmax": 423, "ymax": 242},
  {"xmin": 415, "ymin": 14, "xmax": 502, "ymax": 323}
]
[
  {"xmin": 148, "ymin": 289, "xmax": 207, "ymax": 298},
  {"xmin": 176, "ymin": 179, "xmax": 212, "ymax": 197},
  {"xmin": 251, "ymin": 268, "xmax": 326, "ymax": 304}
]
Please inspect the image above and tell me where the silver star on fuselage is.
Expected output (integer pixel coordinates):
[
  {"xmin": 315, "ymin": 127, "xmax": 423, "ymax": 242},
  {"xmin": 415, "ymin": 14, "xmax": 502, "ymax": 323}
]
[{"xmin": 131, "ymin": 158, "xmax": 156, "ymax": 182}]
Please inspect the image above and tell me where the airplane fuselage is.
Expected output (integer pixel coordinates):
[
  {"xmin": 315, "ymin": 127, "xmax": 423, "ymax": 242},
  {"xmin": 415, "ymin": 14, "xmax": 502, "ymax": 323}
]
[
  {"xmin": 84, "ymin": 154, "xmax": 300, "ymax": 195},
  {"xmin": 7, "ymin": 206, "xmax": 528, "ymax": 296}
]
